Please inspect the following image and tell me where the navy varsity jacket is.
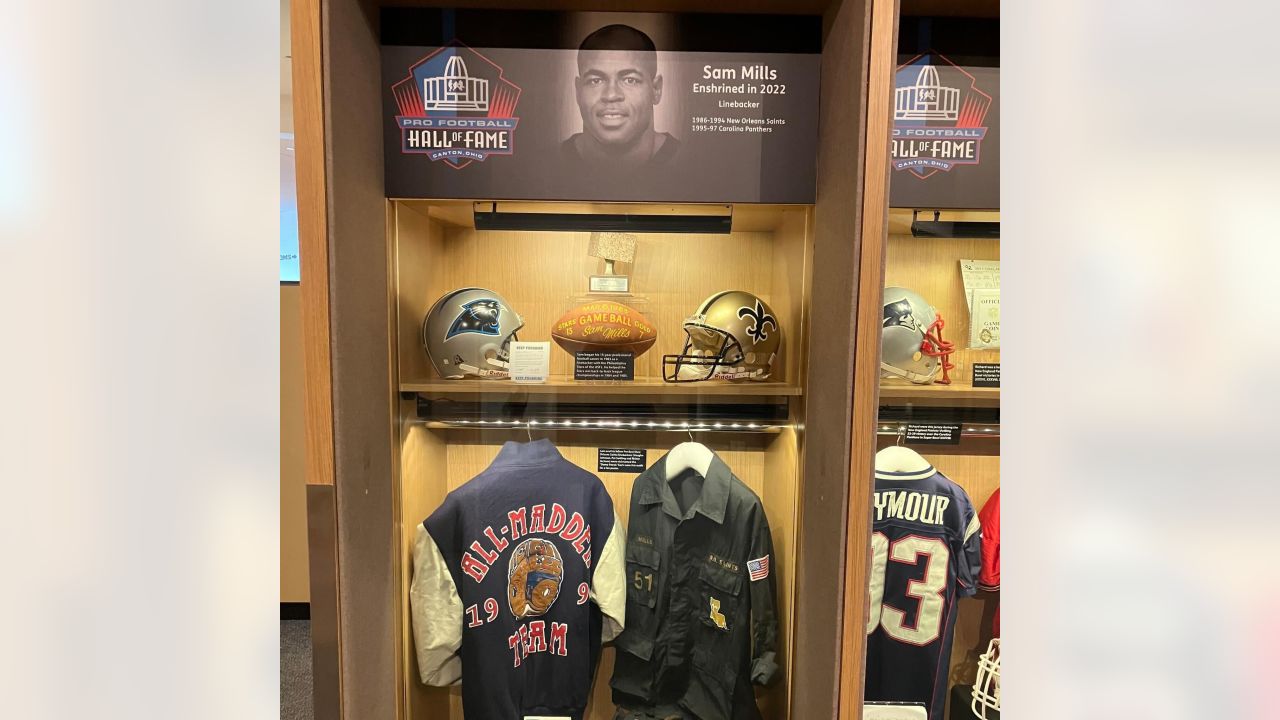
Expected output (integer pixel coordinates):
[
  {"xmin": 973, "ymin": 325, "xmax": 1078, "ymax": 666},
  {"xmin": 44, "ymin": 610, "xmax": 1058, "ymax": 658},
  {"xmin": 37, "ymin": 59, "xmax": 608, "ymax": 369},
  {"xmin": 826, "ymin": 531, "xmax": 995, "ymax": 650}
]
[{"xmin": 410, "ymin": 439, "xmax": 627, "ymax": 719}]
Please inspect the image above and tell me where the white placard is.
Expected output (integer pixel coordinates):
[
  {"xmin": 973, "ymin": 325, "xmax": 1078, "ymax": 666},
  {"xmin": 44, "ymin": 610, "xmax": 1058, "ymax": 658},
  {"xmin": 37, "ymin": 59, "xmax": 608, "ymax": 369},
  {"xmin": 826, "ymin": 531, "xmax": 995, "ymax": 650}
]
[
  {"xmin": 589, "ymin": 275, "xmax": 630, "ymax": 293},
  {"xmin": 969, "ymin": 288, "xmax": 1001, "ymax": 349},
  {"xmin": 862, "ymin": 703, "xmax": 927, "ymax": 720},
  {"xmin": 959, "ymin": 258, "xmax": 1000, "ymax": 309},
  {"xmin": 509, "ymin": 341, "xmax": 550, "ymax": 384}
]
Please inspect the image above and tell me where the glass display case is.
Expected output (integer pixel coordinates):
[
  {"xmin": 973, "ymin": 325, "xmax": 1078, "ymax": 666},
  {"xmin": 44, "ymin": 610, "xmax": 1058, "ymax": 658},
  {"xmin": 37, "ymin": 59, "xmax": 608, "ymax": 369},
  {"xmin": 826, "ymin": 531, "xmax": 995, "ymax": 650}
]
[
  {"xmin": 392, "ymin": 202, "xmax": 814, "ymax": 719},
  {"xmin": 293, "ymin": 1, "xmax": 891, "ymax": 718},
  {"xmin": 863, "ymin": 3, "xmax": 1001, "ymax": 717}
]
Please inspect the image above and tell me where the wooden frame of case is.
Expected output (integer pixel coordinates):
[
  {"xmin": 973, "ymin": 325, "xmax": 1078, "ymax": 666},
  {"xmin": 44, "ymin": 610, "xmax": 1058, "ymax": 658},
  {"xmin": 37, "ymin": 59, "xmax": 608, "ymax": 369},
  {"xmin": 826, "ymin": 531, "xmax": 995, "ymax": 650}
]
[{"xmin": 293, "ymin": 1, "xmax": 901, "ymax": 718}]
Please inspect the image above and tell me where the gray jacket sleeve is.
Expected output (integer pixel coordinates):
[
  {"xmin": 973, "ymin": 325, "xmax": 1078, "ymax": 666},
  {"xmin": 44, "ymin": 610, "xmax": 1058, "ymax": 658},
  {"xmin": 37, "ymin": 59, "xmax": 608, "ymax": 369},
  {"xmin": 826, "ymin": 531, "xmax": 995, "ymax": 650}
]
[
  {"xmin": 409, "ymin": 524, "xmax": 463, "ymax": 685},
  {"xmin": 591, "ymin": 511, "xmax": 627, "ymax": 641}
]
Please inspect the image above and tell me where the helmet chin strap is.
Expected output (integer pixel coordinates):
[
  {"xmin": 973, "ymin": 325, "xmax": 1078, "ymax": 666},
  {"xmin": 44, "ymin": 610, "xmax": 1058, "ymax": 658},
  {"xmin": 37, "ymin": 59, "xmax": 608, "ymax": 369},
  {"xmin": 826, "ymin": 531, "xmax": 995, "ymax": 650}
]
[{"xmin": 920, "ymin": 314, "xmax": 956, "ymax": 385}]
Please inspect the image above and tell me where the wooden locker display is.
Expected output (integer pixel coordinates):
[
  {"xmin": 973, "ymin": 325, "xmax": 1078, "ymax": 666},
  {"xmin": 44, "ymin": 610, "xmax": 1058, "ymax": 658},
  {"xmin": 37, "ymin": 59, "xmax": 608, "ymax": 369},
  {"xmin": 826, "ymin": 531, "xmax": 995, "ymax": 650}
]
[{"xmin": 395, "ymin": 203, "xmax": 812, "ymax": 719}]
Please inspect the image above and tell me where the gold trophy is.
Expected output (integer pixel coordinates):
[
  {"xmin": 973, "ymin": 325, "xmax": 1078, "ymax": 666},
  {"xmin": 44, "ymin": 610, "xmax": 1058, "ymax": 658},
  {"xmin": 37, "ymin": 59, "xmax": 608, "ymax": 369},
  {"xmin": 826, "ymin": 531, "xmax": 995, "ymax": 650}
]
[{"xmin": 587, "ymin": 231, "xmax": 637, "ymax": 294}]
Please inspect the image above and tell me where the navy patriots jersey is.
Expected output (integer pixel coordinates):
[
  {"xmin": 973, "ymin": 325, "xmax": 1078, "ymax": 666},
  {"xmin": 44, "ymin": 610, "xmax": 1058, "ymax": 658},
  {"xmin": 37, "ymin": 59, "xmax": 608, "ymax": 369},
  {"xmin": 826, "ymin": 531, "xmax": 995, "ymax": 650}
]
[{"xmin": 864, "ymin": 463, "xmax": 982, "ymax": 719}]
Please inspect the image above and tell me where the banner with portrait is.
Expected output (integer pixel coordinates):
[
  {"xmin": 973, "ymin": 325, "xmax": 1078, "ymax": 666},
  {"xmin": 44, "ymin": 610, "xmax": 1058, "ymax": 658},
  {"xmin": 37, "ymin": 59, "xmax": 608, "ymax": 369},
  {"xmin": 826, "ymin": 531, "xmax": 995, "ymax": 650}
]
[{"xmin": 381, "ymin": 9, "xmax": 821, "ymax": 203}]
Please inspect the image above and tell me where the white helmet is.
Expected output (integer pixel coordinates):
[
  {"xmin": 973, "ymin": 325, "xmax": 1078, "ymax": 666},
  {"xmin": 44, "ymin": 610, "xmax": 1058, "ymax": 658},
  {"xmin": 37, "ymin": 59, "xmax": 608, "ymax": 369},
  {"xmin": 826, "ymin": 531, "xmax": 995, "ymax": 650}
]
[
  {"xmin": 971, "ymin": 638, "xmax": 1000, "ymax": 719},
  {"xmin": 422, "ymin": 288, "xmax": 524, "ymax": 379},
  {"xmin": 881, "ymin": 286, "xmax": 955, "ymax": 385}
]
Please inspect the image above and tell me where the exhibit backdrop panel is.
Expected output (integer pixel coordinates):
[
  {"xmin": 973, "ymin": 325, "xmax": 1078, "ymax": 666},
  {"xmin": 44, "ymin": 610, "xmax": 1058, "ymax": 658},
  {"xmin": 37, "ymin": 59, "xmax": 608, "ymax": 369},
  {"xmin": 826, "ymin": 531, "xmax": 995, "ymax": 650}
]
[{"xmin": 381, "ymin": 9, "xmax": 821, "ymax": 203}]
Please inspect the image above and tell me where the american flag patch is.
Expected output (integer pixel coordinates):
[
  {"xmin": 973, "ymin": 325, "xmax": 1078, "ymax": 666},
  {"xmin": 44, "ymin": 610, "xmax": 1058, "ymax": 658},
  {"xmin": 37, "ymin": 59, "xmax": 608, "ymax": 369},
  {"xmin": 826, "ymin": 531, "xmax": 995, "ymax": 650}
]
[{"xmin": 747, "ymin": 555, "xmax": 770, "ymax": 581}]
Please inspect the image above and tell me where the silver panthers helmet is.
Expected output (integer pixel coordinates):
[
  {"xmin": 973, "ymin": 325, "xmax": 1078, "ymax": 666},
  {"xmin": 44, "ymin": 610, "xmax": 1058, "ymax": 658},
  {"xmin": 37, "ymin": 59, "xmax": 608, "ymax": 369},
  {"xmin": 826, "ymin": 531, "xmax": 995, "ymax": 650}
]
[
  {"xmin": 422, "ymin": 288, "xmax": 524, "ymax": 380},
  {"xmin": 881, "ymin": 286, "xmax": 955, "ymax": 385}
]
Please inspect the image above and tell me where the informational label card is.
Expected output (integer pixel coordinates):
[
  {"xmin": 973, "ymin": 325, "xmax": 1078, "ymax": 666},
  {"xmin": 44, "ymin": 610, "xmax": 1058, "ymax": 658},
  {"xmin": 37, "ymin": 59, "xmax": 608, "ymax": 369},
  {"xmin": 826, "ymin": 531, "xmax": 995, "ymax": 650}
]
[
  {"xmin": 905, "ymin": 423, "xmax": 963, "ymax": 445},
  {"xmin": 381, "ymin": 9, "xmax": 820, "ymax": 203},
  {"xmin": 972, "ymin": 362, "xmax": 1000, "ymax": 388},
  {"xmin": 573, "ymin": 351, "xmax": 634, "ymax": 381},
  {"xmin": 509, "ymin": 341, "xmax": 551, "ymax": 383},
  {"xmin": 597, "ymin": 448, "xmax": 647, "ymax": 473},
  {"xmin": 863, "ymin": 704, "xmax": 927, "ymax": 720},
  {"xmin": 969, "ymin": 288, "xmax": 1001, "ymax": 349},
  {"xmin": 959, "ymin": 259, "xmax": 1000, "ymax": 309}
]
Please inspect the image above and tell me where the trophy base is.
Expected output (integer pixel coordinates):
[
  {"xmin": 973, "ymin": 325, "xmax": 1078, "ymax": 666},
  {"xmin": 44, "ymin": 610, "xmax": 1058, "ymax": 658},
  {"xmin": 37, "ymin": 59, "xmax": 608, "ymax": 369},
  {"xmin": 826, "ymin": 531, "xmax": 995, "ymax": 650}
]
[
  {"xmin": 564, "ymin": 290, "xmax": 651, "ymax": 314},
  {"xmin": 589, "ymin": 275, "xmax": 631, "ymax": 293}
]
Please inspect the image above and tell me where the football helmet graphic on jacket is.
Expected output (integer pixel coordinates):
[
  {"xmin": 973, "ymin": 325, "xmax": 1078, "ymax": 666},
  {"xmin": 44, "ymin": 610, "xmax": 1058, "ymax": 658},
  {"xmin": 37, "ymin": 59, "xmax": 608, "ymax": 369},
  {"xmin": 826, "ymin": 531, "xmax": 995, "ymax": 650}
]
[
  {"xmin": 423, "ymin": 288, "xmax": 524, "ymax": 379},
  {"xmin": 881, "ymin": 286, "xmax": 955, "ymax": 385},
  {"xmin": 663, "ymin": 290, "xmax": 780, "ymax": 382}
]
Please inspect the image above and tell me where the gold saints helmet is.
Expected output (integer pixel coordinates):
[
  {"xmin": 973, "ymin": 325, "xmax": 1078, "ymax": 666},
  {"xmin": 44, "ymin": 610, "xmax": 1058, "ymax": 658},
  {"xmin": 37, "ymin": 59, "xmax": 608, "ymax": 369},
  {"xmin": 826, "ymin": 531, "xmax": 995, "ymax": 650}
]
[{"xmin": 663, "ymin": 290, "xmax": 781, "ymax": 382}]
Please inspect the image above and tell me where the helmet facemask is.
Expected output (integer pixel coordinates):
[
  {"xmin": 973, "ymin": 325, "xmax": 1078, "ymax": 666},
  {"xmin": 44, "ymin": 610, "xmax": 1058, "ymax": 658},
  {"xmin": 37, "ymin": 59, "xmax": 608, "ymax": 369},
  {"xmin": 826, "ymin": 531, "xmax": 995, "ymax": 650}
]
[
  {"xmin": 920, "ymin": 313, "xmax": 955, "ymax": 385},
  {"xmin": 663, "ymin": 323, "xmax": 743, "ymax": 382},
  {"xmin": 971, "ymin": 638, "xmax": 1000, "ymax": 719},
  {"xmin": 459, "ymin": 327, "xmax": 522, "ymax": 379}
]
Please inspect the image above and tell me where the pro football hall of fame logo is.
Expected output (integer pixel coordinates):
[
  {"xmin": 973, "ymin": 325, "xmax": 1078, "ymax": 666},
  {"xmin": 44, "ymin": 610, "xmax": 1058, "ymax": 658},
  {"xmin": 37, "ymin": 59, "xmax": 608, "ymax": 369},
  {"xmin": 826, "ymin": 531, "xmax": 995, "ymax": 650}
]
[
  {"xmin": 391, "ymin": 42, "xmax": 522, "ymax": 168},
  {"xmin": 891, "ymin": 53, "xmax": 992, "ymax": 179}
]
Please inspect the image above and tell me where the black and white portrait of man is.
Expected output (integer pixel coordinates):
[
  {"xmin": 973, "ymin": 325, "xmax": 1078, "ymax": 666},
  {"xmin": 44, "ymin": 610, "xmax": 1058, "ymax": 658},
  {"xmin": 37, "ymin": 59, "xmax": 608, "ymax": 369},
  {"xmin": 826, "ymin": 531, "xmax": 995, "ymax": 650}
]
[{"xmin": 561, "ymin": 24, "xmax": 681, "ymax": 171}]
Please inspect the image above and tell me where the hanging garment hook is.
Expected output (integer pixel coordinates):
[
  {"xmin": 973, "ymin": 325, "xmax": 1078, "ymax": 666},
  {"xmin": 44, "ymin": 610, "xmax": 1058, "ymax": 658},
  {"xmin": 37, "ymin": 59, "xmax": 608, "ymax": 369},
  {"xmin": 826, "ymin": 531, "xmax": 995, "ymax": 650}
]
[
  {"xmin": 895, "ymin": 425, "xmax": 906, "ymax": 447},
  {"xmin": 687, "ymin": 427, "xmax": 695, "ymax": 442},
  {"xmin": 526, "ymin": 420, "xmax": 533, "ymax": 443}
]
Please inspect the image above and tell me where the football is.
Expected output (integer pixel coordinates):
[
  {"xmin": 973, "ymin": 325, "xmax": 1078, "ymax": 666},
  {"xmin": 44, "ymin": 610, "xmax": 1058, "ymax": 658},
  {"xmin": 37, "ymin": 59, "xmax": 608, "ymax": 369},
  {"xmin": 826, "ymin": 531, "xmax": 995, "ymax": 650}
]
[{"xmin": 551, "ymin": 300, "xmax": 658, "ymax": 357}]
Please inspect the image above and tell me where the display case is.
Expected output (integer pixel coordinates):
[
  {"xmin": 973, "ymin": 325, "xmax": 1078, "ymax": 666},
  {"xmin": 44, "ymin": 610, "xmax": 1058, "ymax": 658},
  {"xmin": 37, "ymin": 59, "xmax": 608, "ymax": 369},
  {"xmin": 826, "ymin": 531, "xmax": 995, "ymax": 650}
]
[
  {"xmin": 394, "ymin": 202, "xmax": 812, "ymax": 719},
  {"xmin": 871, "ymin": 208, "xmax": 1001, "ymax": 719},
  {"xmin": 861, "ymin": 1, "xmax": 1001, "ymax": 716},
  {"xmin": 292, "ymin": 1, "xmax": 897, "ymax": 718}
]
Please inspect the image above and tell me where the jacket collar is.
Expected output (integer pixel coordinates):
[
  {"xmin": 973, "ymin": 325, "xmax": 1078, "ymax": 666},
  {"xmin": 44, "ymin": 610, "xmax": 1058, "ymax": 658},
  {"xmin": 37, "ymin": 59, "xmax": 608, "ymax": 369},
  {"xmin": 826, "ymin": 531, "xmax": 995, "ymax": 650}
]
[
  {"xmin": 491, "ymin": 439, "xmax": 563, "ymax": 467},
  {"xmin": 874, "ymin": 465, "xmax": 936, "ymax": 481},
  {"xmin": 636, "ymin": 449, "xmax": 732, "ymax": 524}
]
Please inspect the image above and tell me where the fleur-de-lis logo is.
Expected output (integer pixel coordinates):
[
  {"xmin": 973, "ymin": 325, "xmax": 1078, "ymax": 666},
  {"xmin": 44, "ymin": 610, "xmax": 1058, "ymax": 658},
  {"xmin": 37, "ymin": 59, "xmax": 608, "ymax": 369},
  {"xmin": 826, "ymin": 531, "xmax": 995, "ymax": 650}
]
[{"xmin": 738, "ymin": 301, "xmax": 777, "ymax": 343}]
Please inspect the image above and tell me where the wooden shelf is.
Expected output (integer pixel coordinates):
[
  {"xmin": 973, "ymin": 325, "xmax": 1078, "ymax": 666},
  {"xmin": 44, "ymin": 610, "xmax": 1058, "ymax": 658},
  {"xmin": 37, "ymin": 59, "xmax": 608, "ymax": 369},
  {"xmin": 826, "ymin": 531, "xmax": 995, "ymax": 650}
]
[
  {"xmin": 401, "ymin": 376, "xmax": 802, "ymax": 398},
  {"xmin": 878, "ymin": 379, "xmax": 999, "ymax": 408}
]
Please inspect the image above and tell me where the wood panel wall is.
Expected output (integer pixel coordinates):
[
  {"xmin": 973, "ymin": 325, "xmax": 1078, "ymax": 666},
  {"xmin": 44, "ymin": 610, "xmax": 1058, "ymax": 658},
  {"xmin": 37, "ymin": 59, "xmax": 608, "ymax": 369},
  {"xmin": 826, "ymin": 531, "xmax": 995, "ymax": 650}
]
[
  {"xmin": 282, "ymin": 284, "xmax": 311, "ymax": 602},
  {"xmin": 830, "ymin": 0, "xmax": 892, "ymax": 714},
  {"xmin": 290, "ymin": 0, "xmax": 340, "ymax": 714},
  {"xmin": 883, "ymin": 214, "xmax": 1000, "ymax": 384}
]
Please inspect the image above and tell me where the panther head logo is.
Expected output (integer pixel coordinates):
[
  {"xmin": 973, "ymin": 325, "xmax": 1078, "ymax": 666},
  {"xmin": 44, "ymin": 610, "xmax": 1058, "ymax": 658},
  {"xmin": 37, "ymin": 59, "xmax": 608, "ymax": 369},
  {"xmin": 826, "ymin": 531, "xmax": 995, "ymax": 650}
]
[
  {"xmin": 446, "ymin": 298, "xmax": 502, "ymax": 339},
  {"xmin": 738, "ymin": 300, "xmax": 777, "ymax": 344}
]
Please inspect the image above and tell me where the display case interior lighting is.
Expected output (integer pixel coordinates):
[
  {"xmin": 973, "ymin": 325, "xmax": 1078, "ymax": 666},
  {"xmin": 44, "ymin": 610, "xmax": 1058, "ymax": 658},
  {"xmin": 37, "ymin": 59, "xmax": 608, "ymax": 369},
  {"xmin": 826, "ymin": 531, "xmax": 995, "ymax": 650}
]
[
  {"xmin": 910, "ymin": 209, "xmax": 1000, "ymax": 238},
  {"xmin": 420, "ymin": 418, "xmax": 785, "ymax": 433},
  {"xmin": 473, "ymin": 201, "xmax": 733, "ymax": 234}
]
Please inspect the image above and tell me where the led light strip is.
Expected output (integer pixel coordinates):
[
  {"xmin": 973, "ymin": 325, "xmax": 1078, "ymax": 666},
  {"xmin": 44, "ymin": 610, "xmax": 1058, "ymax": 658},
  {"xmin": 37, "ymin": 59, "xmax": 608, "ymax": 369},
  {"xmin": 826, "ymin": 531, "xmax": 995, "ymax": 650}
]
[{"xmin": 419, "ymin": 418, "xmax": 785, "ymax": 432}]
